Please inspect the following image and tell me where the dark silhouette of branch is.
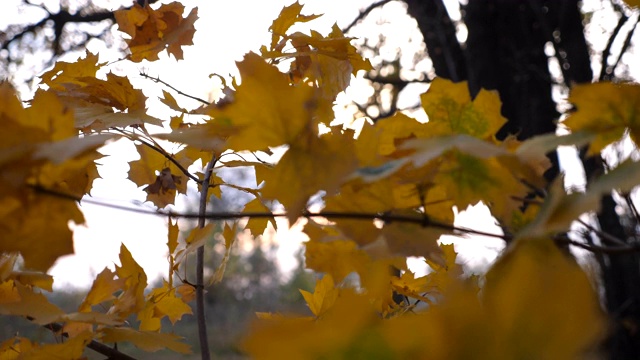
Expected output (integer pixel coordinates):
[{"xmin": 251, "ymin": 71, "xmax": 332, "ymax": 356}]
[
  {"xmin": 599, "ymin": 12, "xmax": 629, "ymax": 81},
  {"xmin": 365, "ymin": 74, "xmax": 432, "ymax": 87},
  {"xmin": 32, "ymin": 184, "xmax": 640, "ymax": 255},
  {"xmin": 111, "ymin": 128, "xmax": 203, "ymax": 185},
  {"xmin": 30, "ymin": 318, "xmax": 136, "ymax": 360},
  {"xmin": 342, "ymin": 0, "xmax": 395, "ymax": 33},
  {"xmin": 31, "ymin": 184, "xmax": 506, "ymax": 240},
  {"xmin": 139, "ymin": 72, "xmax": 211, "ymax": 105},
  {"xmin": 609, "ymin": 16, "xmax": 639, "ymax": 79}
]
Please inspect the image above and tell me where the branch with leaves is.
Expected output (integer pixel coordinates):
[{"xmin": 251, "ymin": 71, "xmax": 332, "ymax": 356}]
[{"xmin": 2, "ymin": 1, "xmax": 640, "ymax": 359}]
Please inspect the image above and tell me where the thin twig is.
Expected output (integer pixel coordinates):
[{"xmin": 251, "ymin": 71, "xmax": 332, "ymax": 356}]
[
  {"xmin": 609, "ymin": 15, "xmax": 639, "ymax": 77},
  {"xmin": 599, "ymin": 12, "xmax": 628, "ymax": 81},
  {"xmin": 29, "ymin": 318, "xmax": 136, "ymax": 360},
  {"xmin": 33, "ymin": 184, "xmax": 640, "ymax": 255},
  {"xmin": 556, "ymin": 236, "xmax": 640, "ymax": 254},
  {"xmin": 577, "ymin": 218, "xmax": 628, "ymax": 246},
  {"xmin": 139, "ymin": 72, "xmax": 211, "ymax": 105},
  {"xmin": 195, "ymin": 154, "xmax": 217, "ymax": 360},
  {"xmin": 112, "ymin": 128, "xmax": 202, "ymax": 184},
  {"xmin": 342, "ymin": 0, "xmax": 394, "ymax": 33}
]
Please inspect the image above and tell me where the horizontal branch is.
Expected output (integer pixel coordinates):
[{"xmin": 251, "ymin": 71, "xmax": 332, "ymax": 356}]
[
  {"xmin": 32, "ymin": 185, "xmax": 640, "ymax": 255},
  {"xmin": 30, "ymin": 318, "xmax": 136, "ymax": 360},
  {"xmin": 32, "ymin": 185, "xmax": 505, "ymax": 240}
]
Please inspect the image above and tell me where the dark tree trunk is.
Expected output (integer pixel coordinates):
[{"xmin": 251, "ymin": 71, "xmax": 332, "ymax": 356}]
[{"xmin": 403, "ymin": 0, "xmax": 640, "ymax": 358}]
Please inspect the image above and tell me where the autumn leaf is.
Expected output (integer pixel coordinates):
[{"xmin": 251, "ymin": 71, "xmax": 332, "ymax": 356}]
[
  {"xmin": 300, "ymin": 275, "xmax": 339, "ymax": 318},
  {"xmin": 421, "ymin": 77, "xmax": 506, "ymax": 140},
  {"xmin": 79, "ymin": 268, "xmax": 126, "ymax": 312},
  {"xmin": 115, "ymin": 2, "xmax": 198, "ymax": 62},
  {"xmin": 128, "ymin": 143, "xmax": 187, "ymax": 208},
  {"xmin": 110, "ymin": 244, "xmax": 148, "ymax": 320},
  {"xmin": 521, "ymin": 158, "xmax": 640, "ymax": 237},
  {"xmin": 305, "ymin": 240, "xmax": 369, "ymax": 283},
  {"xmin": 381, "ymin": 220, "xmax": 445, "ymax": 262},
  {"xmin": 483, "ymin": 238, "xmax": 605, "ymax": 358},
  {"xmin": 260, "ymin": 129, "xmax": 358, "ymax": 222},
  {"xmin": 218, "ymin": 52, "xmax": 317, "ymax": 151},
  {"xmin": 11, "ymin": 331, "xmax": 93, "ymax": 359},
  {"xmin": 243, "ymin": 197, "xmax": 275, "ymax": 236},
  {"xmin": 0, "ymin": 280, "xmax": 64, "ymax": 324},
  {"xmin": 100, "ymin": 327, "xmax": 191, "ymax": 354},
  {"xmin": 268, "ymin": 1, "xmax": 321, "ymax": 51},
  {"xmin": 144, "ymin": 280, "xmax": 193, "ymax": 325},
  {"xmin": 564, "ymin": 82, "xmax": 640, "ymax": 155}
]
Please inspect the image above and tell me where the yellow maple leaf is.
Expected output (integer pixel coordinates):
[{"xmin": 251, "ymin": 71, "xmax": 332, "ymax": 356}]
[
  {"xmin": 381, "ymin": 220, "xmax": 445, "ymax": 261},
  {"xmin": 41, "ymin": 53, "xmax": 162, "ymax": 130},
  {"xmin": 564, "ymin": 82, "xmax": 640, "ymax": 155},
  {"xmin": 144, "ymin": 280, "xmax": 192, "ymax": 326},
  {"xmin": 100, "ymin": 327, "xmax": 191, "ymax": 354},
  {"xmin": 0, "ymin": 280, "xmax": 64, "ymax": 324},
  {"xmin": 300, "ymin": 275, "xmax": 340, "ymax": 318},
  {"xmin": 305, "ymin": 239, "xmax": 369, "ymax": 282},
  {"xmin": 482, "ymin": 238, "xmax": 605, "ymax": 358},
  {"xmin": 268, "ymin": 1, "xmax": 321, "ymax": 51},
  {"xmin": 115, "ymin": 2, "xmax": 198, "ymax": 62},
  {"xmin": 421, "ymin": 77, "xmax": 506, "ymax": 140},
  {"xmin": 261, "ymin": 129, "xmax": 358, "ymax": 222},
  {"xmin": 110, "ymin": 244, "xmax": 147, "ymax": 319},
  {"xmin": 79, "ymin": 267, "xmax": 125, "ymax": 312},
  {"xmin": 243, "ymin": 197, "xmax": 275, "ymax": 237},
  {"xmin": 390, "ymin": 270, "xmax": 434, "ymax": 303},
  {"xmin": 220, "ymin": 52, "xmax": 317, "ymax": 151},
  {"xmin": 14, "ymin": 331, "xmax": 93, "ymax": 359},
  {"xmin": 128, "ymin": 143, "xmax": 187, "ymax": 208}
]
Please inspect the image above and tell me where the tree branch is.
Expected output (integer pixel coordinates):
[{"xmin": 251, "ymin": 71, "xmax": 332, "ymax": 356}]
[
  {"xmin": 342, "ymin": 0, "xmax": 395, "ymax": 33},
  {"xmin": 32, "ymin": 319, "xmax": 136, "ymax": 360},
  {"xmin": 598, "ymin": 9, "xmax": 628, "ymax": 81},
  {"xmin": 139, "ymin": 72, "xmax": 211, "ymax": 105},
  {"xmin": 195, "ymin": 155, "xmax": 217, "ymax": 360}
]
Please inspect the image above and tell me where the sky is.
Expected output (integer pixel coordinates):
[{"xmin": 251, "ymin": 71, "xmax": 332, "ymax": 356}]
[{"xmin": 2, "ymin": 0, "xmax": 635, "ymax": 290}]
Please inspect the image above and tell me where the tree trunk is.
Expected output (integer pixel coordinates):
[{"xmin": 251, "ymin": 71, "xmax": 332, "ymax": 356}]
[{"xmin": 404, "ymin": 0, "xmax": 640, "ymax": 357}]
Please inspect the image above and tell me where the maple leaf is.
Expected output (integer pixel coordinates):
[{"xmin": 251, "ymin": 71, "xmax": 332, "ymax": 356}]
[
  {"xmin": 564, "ymin": 82, "xmax": 640, "ymax": 155},
  {"xmin": 300, "ymin": 275, "xmax": 340, "ymax": 318},
  {"xmin": 218, "ymin": 52, "xmax": 317, "ymax": 151},
  {"xmin": 482, "ymin": 238, "xmax": 605, "ymax": 358},
  {"xmin": 41, "ymin": 53, "xmax": 162, "ymax": 130},
  {"xmin": 421, "ymin": 77, "xmax": 506, "ymax": 140},
  {"xmin": 521, "ymin": 158, "xmax": 640, "ymax": 237},
  {"xmin": 115, "ymin": 2, "xmax": 198, "ymax": 62},
  {"xmin": 260, "ymin": 129, "xmax": 358, "ymax": 222},
  {"xmin": 128, "ymin": 143, "xmax": 187, "ymax": 208},
  {"xmin": 79, "ymin": 268, "xmax": 126, "ymax": 312},
  {"xmin": 101, "ymin": 327, "xmax": 191, "ymax": 354},
  {"xmin": 0, "ymin": 280, "xmax": 64, "ymax": 324},
  {"xmin": 210, "ymin": 223, "xmax": 237, "ymax": 285},
  {"xmin": 8, "ymin": 331, "xmax": 93, "ymax": 359},
  {"xmin": 381, "ymin": 220, "xmax": 445, "ymax": 262},
  {"xmin": 144, "ymin": 280, "xmax": 193, "ymax": 325},
  {"xmin": 109, "ymin": 244, "xmax": 148, "ymax": 320},
  {"xmin": 390, "ymin": 270, "xmax": 433, "ymax": 303},
  {"xmin": 268, "ymin": 1, "xmax": 321, "ymax": 51},
  {"xmin": 243, "ymin": 197, "xmax": 275, "ymax": 236},
  {"xmin": 305, "ymin": 240, "xmax": 369, "ymax": 283}
]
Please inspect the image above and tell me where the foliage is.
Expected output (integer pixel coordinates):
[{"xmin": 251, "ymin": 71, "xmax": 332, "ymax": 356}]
[{"xmin": 1, "ymin": 1, "xmax": 640, "ymax": 358}]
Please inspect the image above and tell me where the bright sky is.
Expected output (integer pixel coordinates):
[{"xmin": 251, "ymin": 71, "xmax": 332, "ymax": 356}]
[{"xmin": 4, "ymin": 0, "xmax": 632, "ymax": 290}]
